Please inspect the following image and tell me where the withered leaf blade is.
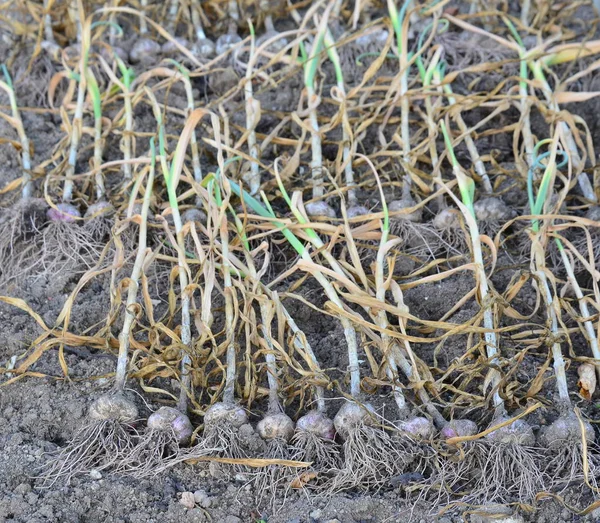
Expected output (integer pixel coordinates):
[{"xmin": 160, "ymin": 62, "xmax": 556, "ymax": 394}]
[
  {"xmin": 184, "ymin": 456, "xmax": 311, "ymax": 469},
  {"xmin": 290, "ymin": 471, "xmax": 318, "ymax": 489},
  {"xmin": 578, "ymin": 363, "xmax": 596, "ymax": 401}
]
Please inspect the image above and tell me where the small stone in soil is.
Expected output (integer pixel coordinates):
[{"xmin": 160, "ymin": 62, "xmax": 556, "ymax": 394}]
[
  {"xmin": 209, "ymin": 462, "xmax": 224, "ymax": 478},
  {"xmin": 180, "ymin": 491, "xmax": 196, "ymax": 509},
  {"xmin": 193, "ymin": 489, "xmax": 211, "ymax": 508},
  {"xmin": 13, "ymin": 483, "xmax": 31, "ymax": 495},
  {"xmin": 89, "ymin": 470, "xmax": 102, "ymax": 480}
]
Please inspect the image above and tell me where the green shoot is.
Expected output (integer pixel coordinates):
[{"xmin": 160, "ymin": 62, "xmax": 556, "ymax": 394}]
[
  {"xmin": 213, "ymin": 164, "xmax": 361, "ymax": 397},
  {"xmin": 303, "ymin": 28, "xmax": 325, "ymax": 89},
  {"xmin": 439, "ymin": 112, "xmax": 502, "ymax": 412},
  {"xmin": 526, "ymin": 141, "xmax": 584, "ymax": 402},
  {"xmin": 115, "ymin": 55, "xmax": 135, "ymax": 89},
  {"xmin": 527, "ymin": 140, "xmax": 566, "ymax": 232},
  {"xmin": 214, "ymin": 171, "xmax": 306, "ymax": 256},
  {"xmin": 387, "ymin": 0, "xmax": 410, "ymax": 58},
  {"xmin": 439, "ymin": 120, "xmax": 475, "ymax": 217},
  {"xmin": 146, "ymin": 87, "xmax": 193, "ymax": 412},
  {"xmin": 301, "ymin": 14, "xmax": 333, "ymax": 210},
  {"xmin": 86, "ymin": 69, "xmax": 105, "ymax": 199},
  {"xmin": 525, "ymin": 42, "xmax": 596, "ymax": 202},
  {"xmin": 114, "ymin": 137, "xmax": 155, "ymax": 390},
  {"xmin": 414, "ymin": 19, "xmax": 448, "ymax": 81},
  {"xmin": 114, "ymin": 55, "xmax": 135, "ymax": 181}
]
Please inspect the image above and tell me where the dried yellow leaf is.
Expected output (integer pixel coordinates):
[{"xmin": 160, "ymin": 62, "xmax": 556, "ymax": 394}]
[
  {"xmin": 578, "ymin": 363, "xmax": 596, "ymax": 401},
  {"xmin": 290, "ymin": 471, "xmax": 318, "ymax": 489}
]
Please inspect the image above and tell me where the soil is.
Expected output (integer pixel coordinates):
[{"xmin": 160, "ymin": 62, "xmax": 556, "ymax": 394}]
[{"xmin": 2, "ymin": 1, "xmax": 600, "ymax": 522}]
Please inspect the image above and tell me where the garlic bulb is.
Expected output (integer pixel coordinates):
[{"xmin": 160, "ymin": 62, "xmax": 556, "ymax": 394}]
[
  {"xmin": 204, "ymin": 402, "xmax": 248, "ymax": 428},
  {"xmin": 147, "ymin": 406, "xmax": 193, "ymax": 444},
  {"xmin": 295, "ymin": 410, "xmax": 335, "ymax": 440},
  {"xmin": 257, "ymin": 413, "xmax": 295, "ymax": 442},
  {"xmin": 398, "ymin": 416, "xmax": 433, "ymax": 439},
  {"xmin": 441, "ymin": 419, "xmax": 478, "ymax": 440},
  {"xmin": 538, "ymin": 413, "xmax": 595, "ymax": 450},
  {"xmin": 485, "ymin": 416, "xmax": 535, "ymax": 446},
  {"xmin": 182, "ymin": 208, "xmax": 207, "ymax": 224},
  {"xmin": 129, "ymin": 38, "xmax": 161, "ymax": 64},
  {"xmin": 84, "ymin": 201, "xmax": 114, "ymax": 218},
  {"xmin": 346, "ymin": 205, "xmax": 370, "ymax": 218},
  {"xmin": 433, "ymin": 208, "xmax": 461, "ymax": 230},
  {"xmin": 333, "ymin": 402, "xmax": 375, "ymax": 440},
  {"xmin": 388, "ymin": 197, "xmax": 422, "ymax": 223},
  {"xmin": 161, "ymin": 37, "xmax": 191, "ymax": 57},
  {"xmin": 305, "ymin": 201, "xmax": 337, "ymax": 219},
  {"xmin": 47, "ymin": 202, "xmax": 81, "ymax": 223},
  {"xmin": 192, "ymin": 38, "xmax": 216, "ymax": 59},
  {"xmin": 89, "ymin": 393, "xmax": 138, "ymax": 423},
  {"xmin": 474, "ymin": 197, "xmax": 515, "ymax": 222}
]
